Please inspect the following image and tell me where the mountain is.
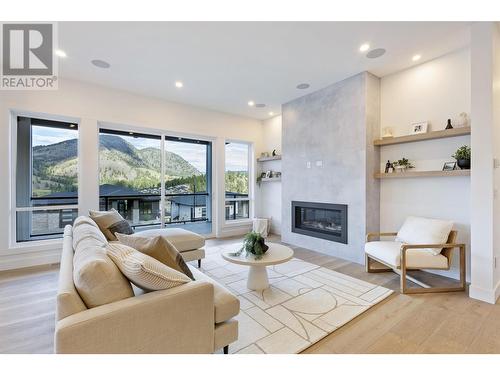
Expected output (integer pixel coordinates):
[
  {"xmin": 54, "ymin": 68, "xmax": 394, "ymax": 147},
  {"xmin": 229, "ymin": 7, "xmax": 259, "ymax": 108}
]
[{"xmin": 32, "ymin": 134, "xmax": 201, "ymax": 196}]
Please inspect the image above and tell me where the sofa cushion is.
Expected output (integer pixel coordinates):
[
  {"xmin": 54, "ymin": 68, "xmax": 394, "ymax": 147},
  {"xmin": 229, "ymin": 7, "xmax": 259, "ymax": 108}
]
[
  {"xmin": 57, "ymin": 226, "xmax": 87, "ymax": 320},
  {"xmin": 365, "ymin": 241, "xmax": 449, "ymax": 269},
  {"xmin": 107, "ymin": 243, "xmax": 192, "ymax": 291},
  {"xmin": 116, "ymin": 233, "xmax": 195, "ymax": 280},
  {"xmin": 396, "ymin": 216, "xmax": 453, "ymax": 255},
  {"xmin": 132, "ymin": 228, "xmax": 205, "ymax": 252},
  {"xmin": 189, "ymin": 266, "xmax": 240, "ymax": 323},
  {"xmin": 73, "ymin": 245, "xmax": 134, "ymax": 308},
  {"xmin": 72, "ymin": 217, "xmax": 108, "ymax": 253},
  {"xmin": 89, "ymin": 208, "xmax": 134, "ymax": 241}
]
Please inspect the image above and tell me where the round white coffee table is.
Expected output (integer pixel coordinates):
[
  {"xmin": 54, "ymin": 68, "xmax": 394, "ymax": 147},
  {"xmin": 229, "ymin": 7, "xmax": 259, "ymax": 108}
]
[{"xmin": 222, "ymin": 243, "xmax": 294, "ymax": 290}]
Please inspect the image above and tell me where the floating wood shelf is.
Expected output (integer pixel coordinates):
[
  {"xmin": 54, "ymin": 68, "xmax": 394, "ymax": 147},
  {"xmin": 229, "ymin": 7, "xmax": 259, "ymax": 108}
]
[
  {"xmin": 257, "ymin": 155, "xmax": 282, "ymax": 162},
  {"xmin": 260, "ymin": 177, "xmax": 281, "ymax": 182},
  {"xmin": 374, "ymin": 170, "xmax": 470, "ymax": 179},
  {"xmin": 374, "ymin": 127, "xmax": 471, "ymax": 146}
]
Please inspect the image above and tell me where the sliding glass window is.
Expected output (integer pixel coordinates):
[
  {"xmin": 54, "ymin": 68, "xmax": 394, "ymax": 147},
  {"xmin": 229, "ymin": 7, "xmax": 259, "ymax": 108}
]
[
  {"xmin": 99, "ymin": 129, "xmax": 162, "ymax": 229},
  {"xmin": 225, "ymin": 141, "xmax": 250, "ymax": 221},
  {"xmin": 164, "ymin": 137, "xmax": 212, "ymax": 234},
  {"xmin": 15, "ymin": 117, "xmax": 79, "ymax": 242},
  {"xmin": 98, "ymin": 129, "xmax": 212, "ymax": 235}
]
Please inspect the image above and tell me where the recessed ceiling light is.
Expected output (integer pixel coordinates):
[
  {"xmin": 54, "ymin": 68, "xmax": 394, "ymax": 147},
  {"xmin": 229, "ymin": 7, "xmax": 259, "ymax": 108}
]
[
  {"xmin": 412, "ymin": 54, "xmax": 421, "ymax": 62},
  {"xmin": 359, "ymin": 43, "xmax": 370, "ymax": 52},
  {"xmin": 255, "ymin": 103, "xmax": 266, "ymax": 108},
  {"xmin": 366, "ymin": 48, "xmax": 386, "ymax": 59},
  {"xmin": 91, "ymin": 59, "xmax": 111, "ymax": 69},
  {"xmin": 55, "ymin": 49, "xmax": 67, "ymax": 58},
  {"xmin": 248, "ymin": 101, "xmax": 255, "ymax": 107},
  {"xmin": 175, "ymin": 81, "xmax": 183, "ymax": 88},
  {"xmin": 296, "ymin": 83, "xmax": 310, "ymax": 89},
  {"xmin": 269, "ymin": 112, "xmax": 274, "ymax": 116}
]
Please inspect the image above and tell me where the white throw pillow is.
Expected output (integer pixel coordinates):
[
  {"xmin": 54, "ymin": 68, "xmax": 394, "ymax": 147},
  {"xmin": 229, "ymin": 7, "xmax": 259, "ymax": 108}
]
[
  {"xmin": 106, "ymin": 242, "xmax": 191, "ymax": 291},
  {"xmin": 396, "ymin": 216, "xmax": 453, "ymax": 255}
]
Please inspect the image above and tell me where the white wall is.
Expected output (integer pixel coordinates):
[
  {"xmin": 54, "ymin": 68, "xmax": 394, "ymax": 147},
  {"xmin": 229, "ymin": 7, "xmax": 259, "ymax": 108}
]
[
  {"xmin": 258, "ymin": 115, "xmax": 282, "ymax": 234},
  {"xmin": 493, "ymin": 23, "xmax": 500, "ymax": 300},
  {"xmin": 380, "ymin": 48, "xmax": 471, "ymax": 280},
  {"xmin": 0, "ymin": 78, "xmax": 264, "ymax": 270}
]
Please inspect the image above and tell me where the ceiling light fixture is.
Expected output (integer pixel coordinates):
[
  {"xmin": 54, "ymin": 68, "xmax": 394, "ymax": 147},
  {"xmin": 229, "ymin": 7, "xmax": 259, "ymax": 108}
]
[
  {"xmin": 55, "ymin": 49, "xmax": 67, "ymax": 58},
  {"xmin": 248, "ymin": 101, "xmax": 255, "ymax": 107},
  {"xmin": 175, "ymin": 81, "xmax": 183, "ymax": 88},
  {"xmin": 359, "ymin": 43, "xmax": 370, "ymax": 52},
  {"xmin": 269, "ymin": 112, "xmax": 274, "ymax": 116},
  {"xmin": 412, "ymin": 54, "xmax": 421, "ymax": 62},
  {"xmin": 91, "ymin": 59, "xmax": 111, "ymax": 69},
  {"xmin": 296, "ymin": 83, "xmax": 310, "ymax": 89}
]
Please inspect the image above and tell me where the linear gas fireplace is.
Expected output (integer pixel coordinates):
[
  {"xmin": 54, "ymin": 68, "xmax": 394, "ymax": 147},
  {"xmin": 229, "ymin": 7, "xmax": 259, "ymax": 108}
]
[{"xmin": 291, "ymin": 201, "xmax": 348, "ymax": 244}]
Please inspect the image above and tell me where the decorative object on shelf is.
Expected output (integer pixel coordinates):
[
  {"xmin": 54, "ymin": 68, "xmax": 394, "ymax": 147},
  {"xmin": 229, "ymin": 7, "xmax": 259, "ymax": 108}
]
[
  {"xmin": 445, "ymin": 118, "xmax": 453, "ymax": 130},
  {"xmin": 257, "ymin": 172, "xmax": 266, "ymax": 185},
  {"xmin": 442, "ymin": 161, "xmax": 457, "ymax": 171},
  {"xmin": 410, "ymin": 121, "xmax": 428, "ymax": 135},
  {"xmin": 392, "ymin": 158, "xmax": 414, "ymax": 172},
  {"xmin": 272, "ymin": 149, "xmax": 278, "ymax": 156},
  {"xmin": 384, "ymin": 160, "xmax": 394, "ymax": 173},
  {"xmin": 274, "ymin": 171, "xmax": 282, "ymax": 178},
  {"xmin": 228, "ymin": 231, "xmax": 269, "ymax": 260},
  {"xmin": 382, "ymin": 127, "xmax": 394, "ymax": 139},
  {"xmin": 458, "ymin": 112, "xmax": 469, "ymax": 128},
  {"xmin": 261, "ymin": 152, "xmax": 270, "ymax": 158},
  {"xmin": 452, "ymin": 145, "xmax": 471, "ymax": 170}
]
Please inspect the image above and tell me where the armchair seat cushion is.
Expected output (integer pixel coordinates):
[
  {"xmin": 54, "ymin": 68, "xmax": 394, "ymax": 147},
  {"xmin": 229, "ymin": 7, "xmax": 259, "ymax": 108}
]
[
  {"xmin": 189, "ymin": 266, "xmax": 240, "ymax": 323},
  {"xmin": 365, "ymin": 241, "xmax": 448, "ymax": 269}
]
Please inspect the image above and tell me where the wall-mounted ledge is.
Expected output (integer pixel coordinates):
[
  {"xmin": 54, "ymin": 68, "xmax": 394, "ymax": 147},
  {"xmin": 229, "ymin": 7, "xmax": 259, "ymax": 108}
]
[
  {"xmin": 375, "ymin": 170, "xmax": 470, "ymax": 179},
  {"xmin": 374, "ymin": 127, "xmax": 471, "ymax": 146}
]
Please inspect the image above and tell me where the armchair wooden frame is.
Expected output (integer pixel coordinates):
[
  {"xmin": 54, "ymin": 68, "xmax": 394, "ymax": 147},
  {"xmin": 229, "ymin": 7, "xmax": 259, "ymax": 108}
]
[{"xmin": 365, "ymin": 230, "xmax": 466, "ymax": 294}]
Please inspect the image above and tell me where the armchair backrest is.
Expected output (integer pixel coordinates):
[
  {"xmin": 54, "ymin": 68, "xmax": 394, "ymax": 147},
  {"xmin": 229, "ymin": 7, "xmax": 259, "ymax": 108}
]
[{"xmin": 441, "ymin": 230, "xmax": 458, "ymax": 265}]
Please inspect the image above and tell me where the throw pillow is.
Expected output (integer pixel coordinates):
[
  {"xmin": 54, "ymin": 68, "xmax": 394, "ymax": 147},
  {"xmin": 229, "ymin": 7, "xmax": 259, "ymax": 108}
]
[
  {"xmin": 73, "ymin": 245, "xmax": 134, "ymax": 308},
  {"xmin": 89, "ymin": 208, "xmax": 134, "ymax": 241},
  {"xmin": 106, "ymin": 242, "xmax": 191, "ymax": 291},
  {"xmin": 115, "ymin": 233, "xmax": 195, "ymax": 280},
  {"xmin": 396, "ymin": 216, "xmax": 453, "ymax": 255}
]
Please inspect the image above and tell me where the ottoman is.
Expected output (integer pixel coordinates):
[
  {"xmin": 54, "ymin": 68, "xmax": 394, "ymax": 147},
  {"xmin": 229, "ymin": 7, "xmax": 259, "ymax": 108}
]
[{"xmin": 132, "ymin": 228, "xmax": 206, "ymax": 267}]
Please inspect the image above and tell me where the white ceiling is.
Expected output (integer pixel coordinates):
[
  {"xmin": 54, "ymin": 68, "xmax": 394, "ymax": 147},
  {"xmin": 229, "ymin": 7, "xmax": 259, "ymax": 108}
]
[{"xmin": 58, "ymin": 22, "xmax": 471, "ymax": 120}]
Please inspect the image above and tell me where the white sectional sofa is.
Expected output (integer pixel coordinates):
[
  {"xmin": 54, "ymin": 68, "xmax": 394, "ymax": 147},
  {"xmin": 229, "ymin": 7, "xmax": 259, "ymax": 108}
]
[{"xmin": 54, "ymin": 218, "xmax": 239, "ymax": 353}]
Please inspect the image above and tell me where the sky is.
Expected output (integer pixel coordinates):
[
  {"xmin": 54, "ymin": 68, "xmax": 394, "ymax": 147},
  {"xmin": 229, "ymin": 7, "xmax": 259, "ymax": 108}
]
[{"xmin": 32, "ymin": 127, "xmax": 248, "ymax": 172}]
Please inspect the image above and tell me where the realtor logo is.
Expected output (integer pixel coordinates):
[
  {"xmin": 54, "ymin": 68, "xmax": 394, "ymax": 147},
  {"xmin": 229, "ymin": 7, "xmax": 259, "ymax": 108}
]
[{"xmin": 1, "ymin": 23, "xmax": 58, "ymax": 90}]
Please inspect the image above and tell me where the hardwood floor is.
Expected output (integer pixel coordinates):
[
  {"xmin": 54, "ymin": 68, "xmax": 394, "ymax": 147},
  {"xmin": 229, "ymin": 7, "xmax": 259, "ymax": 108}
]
[{"xmin": 0, "ymin": 235, "xmax": 499, "ymax": 354}]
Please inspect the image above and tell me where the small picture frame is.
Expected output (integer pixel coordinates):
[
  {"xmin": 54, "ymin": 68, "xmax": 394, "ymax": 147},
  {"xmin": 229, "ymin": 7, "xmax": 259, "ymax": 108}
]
[
  {"xmin": 265, "ymin": 170, "xmax": 272, "ymax": 178},
  {"xmin": 410, "ymin": 122, "xmax": 428, "ymax": 135},
  {"xmin": 442, "ymin": 161, "xmax": 457, "ymax": 171}
]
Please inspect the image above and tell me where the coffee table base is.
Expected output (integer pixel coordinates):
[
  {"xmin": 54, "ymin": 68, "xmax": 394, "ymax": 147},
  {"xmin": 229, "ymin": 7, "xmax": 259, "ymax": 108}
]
[{"xmin": 247, "ymin": 265, "xmax": 269, "ymax": 290}]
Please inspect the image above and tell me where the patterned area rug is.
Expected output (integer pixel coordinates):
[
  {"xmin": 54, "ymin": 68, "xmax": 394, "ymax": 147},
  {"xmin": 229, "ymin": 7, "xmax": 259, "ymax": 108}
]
[{"xmin": 199, "ymin": 242, "xmax": 393, "ymax": 354}]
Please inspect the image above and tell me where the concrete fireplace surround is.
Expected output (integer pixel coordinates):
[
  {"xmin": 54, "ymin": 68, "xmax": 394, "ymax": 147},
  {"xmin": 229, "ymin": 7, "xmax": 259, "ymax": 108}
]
[{"xmin": 281, "ymin": 72, "xmax": 380, "ymax": 264}]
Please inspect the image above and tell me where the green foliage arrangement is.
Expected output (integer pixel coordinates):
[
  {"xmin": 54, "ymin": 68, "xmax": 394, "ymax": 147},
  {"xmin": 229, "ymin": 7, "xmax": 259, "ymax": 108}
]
[
  {"xmin": 229, "ymin": 231, "xmax": 269, "ymax": 260},
  {"xmin": 392, "ymin": 158, "xmax": 414, "ymax": 169},
  {"xmin": 452, "ymin": 145, "xmax": 471, "ymax": 161}
]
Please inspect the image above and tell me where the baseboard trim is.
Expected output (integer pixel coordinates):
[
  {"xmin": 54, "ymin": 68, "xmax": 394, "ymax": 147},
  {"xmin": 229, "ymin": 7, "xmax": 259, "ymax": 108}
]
[
  {"xmin": 0, "ymin": 248, "xmax": 61, "ymax": 271},
  {"xmin": 469, "ymin": 283, "xmax": 498, "ymax": 304}
]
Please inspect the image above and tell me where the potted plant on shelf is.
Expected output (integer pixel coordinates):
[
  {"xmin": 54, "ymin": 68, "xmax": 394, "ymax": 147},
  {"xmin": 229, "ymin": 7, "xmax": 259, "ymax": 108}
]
[
  {"xmin": 452, "ymin": 145, "xmax": 471, "ymax": 169},
  {"xmin": 392, "ymin": 158, "xmax": 414, "ymax": 172},
  {"xmin": 229, "ymin": 231, "xmax": 269, "ymax": 260}
]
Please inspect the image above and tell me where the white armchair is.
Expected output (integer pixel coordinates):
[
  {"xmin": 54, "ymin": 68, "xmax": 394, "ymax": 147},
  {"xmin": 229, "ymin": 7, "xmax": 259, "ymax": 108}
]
[{"xmin": 364, "ymin": 217, "xmax": 466, "ymax": 294}]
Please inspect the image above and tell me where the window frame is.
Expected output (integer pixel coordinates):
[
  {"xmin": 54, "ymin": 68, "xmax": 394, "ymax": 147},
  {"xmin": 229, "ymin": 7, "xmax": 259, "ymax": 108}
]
[
  {"xmin": 9, "ymin": 110, "xmax": 81, "ymax": 248},
  {"xmin": 223, "ymin": 139, "xmax": 254, "ymax": 225}
]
